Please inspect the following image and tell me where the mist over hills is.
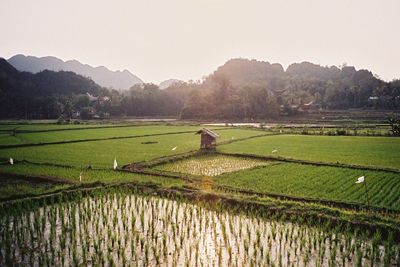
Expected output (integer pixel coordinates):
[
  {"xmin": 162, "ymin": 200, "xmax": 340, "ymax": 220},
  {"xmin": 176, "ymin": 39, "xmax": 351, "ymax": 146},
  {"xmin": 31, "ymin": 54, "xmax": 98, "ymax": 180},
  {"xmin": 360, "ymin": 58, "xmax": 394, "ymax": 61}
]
[
  {"xmin": 8, "ymin": 54, "xmax": 143, "ymax": 90},
  {"xmin": 0, "ymin": 58, "xmax": 107, "ymax": 118},
  {"xmin": 1, "ymin": 56, "xmax": 399, "ymax": 119},
  {"xmin": 159, "ymin": 79, "xmax": 183, "ymax": 90},
  {"xmin": 177, "ymin": 58, "xmax": 399, "ymax": 119}
]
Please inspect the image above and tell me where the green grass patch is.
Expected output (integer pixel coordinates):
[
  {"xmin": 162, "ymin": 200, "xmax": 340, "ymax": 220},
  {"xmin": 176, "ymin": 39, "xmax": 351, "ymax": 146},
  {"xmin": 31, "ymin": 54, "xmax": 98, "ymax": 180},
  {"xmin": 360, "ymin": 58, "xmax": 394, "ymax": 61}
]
[
  {"xmin": 0, "ymin": 122, "xmax": 117, "ymax": 132},
  {"xmin": 0, "ymin": 163, "xmax": 186, "ymax": 188},
  {"xmin": 219, "ymin": 134, "xmax": 400, "ymax": 169},
  {"xmin": 216, "ymin": 162, "xmax": 400, "ymax": 210},
  {"xmin": 0, "ymin": 125, "xmax": 209, "ymax": 145},
  {"xmin": 0, "ymin": 129, "xmax": 263, "ymax": 168},
  {"xmin": 0, "ymin": 178, "xmax": 68, "ymax": 200}
]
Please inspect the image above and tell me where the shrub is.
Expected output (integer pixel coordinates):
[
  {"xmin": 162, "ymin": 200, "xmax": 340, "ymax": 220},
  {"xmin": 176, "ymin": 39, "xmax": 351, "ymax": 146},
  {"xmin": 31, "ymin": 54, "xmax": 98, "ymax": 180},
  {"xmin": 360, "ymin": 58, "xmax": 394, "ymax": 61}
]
[
  {"xmin": 336, "ymin": 129, "xmax": 346, "ymax": 136},
  {"xmin": 389, "ymin": 115, "xmax": 400, "ymax": 136},
  {"xmin": 57, "ymin": 116, "xmax": 66, "ymax": 124}
]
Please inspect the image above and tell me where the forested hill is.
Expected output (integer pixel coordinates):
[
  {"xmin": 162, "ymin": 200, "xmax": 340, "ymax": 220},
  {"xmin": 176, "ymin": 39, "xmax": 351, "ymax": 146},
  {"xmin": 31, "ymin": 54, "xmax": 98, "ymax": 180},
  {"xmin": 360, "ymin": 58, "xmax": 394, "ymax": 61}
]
[
  {"xmin": 180, "ymin": 59, "xmax": 399, "ymax": 119},
  {"xmin": 211, "ymin": 58, "xmax": 382, "ymax": 92},
  {"xmin": 1, "ymin": 57, "xmax": 399, "ymax": 120},
  {"xmin": 0, "ymin": 58, "xmax": 107, "ymax": 118}
]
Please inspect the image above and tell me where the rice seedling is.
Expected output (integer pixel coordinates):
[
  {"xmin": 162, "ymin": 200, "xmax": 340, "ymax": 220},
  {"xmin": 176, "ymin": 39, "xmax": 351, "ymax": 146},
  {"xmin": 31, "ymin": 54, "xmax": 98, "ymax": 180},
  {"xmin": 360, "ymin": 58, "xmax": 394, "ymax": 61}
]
[
  {"xmin": 216, "ymin": 162, "xmax": 400, "ymax": 210},
  {"xmin": 1, "ymin": 122, "xmax": 399, "ymax": 266},
  {"xmin": 1, "ymin": 191, "xmax": 398, "ymax": 266},
  {"xmin": 156, "ymin": 154, "xmax": 270, "ymax": 176}
]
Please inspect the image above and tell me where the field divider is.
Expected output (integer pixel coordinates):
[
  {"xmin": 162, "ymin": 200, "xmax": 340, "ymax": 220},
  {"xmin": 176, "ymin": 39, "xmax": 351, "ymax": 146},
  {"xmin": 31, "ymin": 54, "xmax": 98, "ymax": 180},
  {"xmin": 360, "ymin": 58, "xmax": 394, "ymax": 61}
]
[{"xmin": 216, "ymin": 151, "xmax": 400, "ymax": 173}]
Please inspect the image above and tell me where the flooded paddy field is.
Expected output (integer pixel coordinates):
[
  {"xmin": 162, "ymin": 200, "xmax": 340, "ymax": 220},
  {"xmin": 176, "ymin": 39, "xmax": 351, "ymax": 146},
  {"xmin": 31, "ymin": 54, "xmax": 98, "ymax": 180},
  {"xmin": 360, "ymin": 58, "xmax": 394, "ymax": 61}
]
[
  {"xmin": 155, "ymin": 154, "xmax": 270, "ymax": 176},
  {"xmin": 1, "ymin": 192, "xmax": 399, "ymax": 267}
]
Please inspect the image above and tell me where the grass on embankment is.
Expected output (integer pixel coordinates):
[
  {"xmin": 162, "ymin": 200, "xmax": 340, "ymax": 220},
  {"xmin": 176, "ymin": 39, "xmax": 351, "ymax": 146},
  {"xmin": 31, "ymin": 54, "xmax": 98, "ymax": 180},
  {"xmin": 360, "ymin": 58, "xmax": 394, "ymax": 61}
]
[
  {"xmin": 219, "ymin": 134, "xmax": 400, "ymax": 169},
  {"xmin": 215, "ymin": 162, "xmax": 400, "ymax": 210},
  {"xmin": 0, "ymin": 178, "xmax": 69, "ymax": 201},
  {"xmin": 0, "ymin": 162, "xmax": 187, "ymax": 201},
  {"xmin": 0, "ymin": 162, "xmax": 186, "ymax": 185}
]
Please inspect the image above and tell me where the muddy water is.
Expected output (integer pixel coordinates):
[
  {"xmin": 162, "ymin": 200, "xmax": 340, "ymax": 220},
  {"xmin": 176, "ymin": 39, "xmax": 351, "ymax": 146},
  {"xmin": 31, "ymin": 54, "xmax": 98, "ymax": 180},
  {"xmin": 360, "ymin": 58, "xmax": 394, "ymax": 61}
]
[{"xmin": 0, "ymin": 194, "xmax": 397, "ymax": 266}]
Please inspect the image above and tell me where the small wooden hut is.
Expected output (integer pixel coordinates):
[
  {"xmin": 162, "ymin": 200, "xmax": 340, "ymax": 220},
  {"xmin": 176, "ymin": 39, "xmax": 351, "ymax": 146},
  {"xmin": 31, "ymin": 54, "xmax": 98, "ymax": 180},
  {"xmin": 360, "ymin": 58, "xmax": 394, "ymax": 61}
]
[{"xmin": 196, "ymin": 128, "xmax": 219, "ymax": 149}]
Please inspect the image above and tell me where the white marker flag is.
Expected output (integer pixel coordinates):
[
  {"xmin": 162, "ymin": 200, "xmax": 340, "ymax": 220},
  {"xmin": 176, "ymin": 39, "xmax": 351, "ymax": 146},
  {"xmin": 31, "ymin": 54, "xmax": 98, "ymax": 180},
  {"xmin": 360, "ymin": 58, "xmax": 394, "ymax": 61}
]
[
  {"xmin": 113, "ymin": 158, "xmax": 118, "ymax": 170},
  {"xmin": 272, "ymin": 149, "xmax": 278, "ymax": 153},
  {"xmin": 79, "ymin": 172, "xmax": 83, "ymax": 182},
  {"xmin": 355, "ymin": 176, "xmax": 365, "ymax": 184},
  {"xmin": 172, "ymin": 146, "xmax": 177, "ymax": 151},
  {"xmin": 9, "ymin": 158, "xmax": 14, "ymax": 165}
]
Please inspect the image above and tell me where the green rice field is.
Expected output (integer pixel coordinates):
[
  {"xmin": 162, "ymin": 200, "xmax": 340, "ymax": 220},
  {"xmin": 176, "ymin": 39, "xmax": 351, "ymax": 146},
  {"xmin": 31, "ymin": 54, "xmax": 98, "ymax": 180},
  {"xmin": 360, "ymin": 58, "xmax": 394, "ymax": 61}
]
[
  {"xmin": 1, "ymin": 121, "xmax": 400, "ymax": 266},
  {"xmin": 216, "ymin": 162, "xmax": 400, "ymax": 210},
  {"xmin": 0, "ymin": 128, "xmax": 264, "ymax": 168},
  {"xmin": 219, "ymin": 134, "xmax": 400, "ymax": 169},
  {"xmin": 0, "ymin": 162, "xmax": 185, "ymax": 186},
  {"xmin": 1, "ymin": 123, "xmax": 399, "ymax": 210},
  {"xmin": 0, "ymin": 125, "xmax": 209, "ymax": 146},
  {"xmin": 0, "ymin": 122, "xmax": 116, "ymax": 131},
  {"xmin": 1, "ymin": 191, "xmax": 398, "ymax": 267}
]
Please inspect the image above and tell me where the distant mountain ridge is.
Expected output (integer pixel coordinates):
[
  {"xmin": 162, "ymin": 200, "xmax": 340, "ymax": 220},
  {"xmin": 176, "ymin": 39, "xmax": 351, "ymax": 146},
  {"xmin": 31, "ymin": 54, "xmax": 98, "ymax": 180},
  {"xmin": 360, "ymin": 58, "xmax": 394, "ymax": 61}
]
[
  {"xmin": 1, "ymin": 56, "xmax": 398, "ymax": 120},
  {"xmin": 8, "ymin": 54, "xmax": 143, "ymax": 90},
  {"xmin": 0, "ymin": 58, "xmax": 107, "ymax": 118}
]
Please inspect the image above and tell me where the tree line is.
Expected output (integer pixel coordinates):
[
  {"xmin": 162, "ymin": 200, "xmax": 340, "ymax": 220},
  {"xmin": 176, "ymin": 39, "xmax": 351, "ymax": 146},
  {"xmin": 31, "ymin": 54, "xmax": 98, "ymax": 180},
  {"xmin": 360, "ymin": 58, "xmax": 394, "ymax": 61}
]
[{"xmin": 0, "ymin": 58, "xmax": 399, "ymax": 120}]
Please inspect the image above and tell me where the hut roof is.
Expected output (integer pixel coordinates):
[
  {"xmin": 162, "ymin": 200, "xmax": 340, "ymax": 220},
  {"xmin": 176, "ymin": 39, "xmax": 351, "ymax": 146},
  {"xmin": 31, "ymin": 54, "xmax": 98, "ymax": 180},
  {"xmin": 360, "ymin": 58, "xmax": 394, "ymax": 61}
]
[{"xmin": 195, "ymin": 128, "xmax": 219, "ymax": 138}]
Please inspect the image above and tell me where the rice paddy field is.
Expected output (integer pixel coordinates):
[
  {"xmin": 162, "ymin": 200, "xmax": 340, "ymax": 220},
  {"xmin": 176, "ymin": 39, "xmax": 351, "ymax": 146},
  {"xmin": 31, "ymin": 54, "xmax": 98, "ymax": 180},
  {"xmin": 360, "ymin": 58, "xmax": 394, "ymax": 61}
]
[
  {"xmin": 0, "ymin": 128, "xmax": 265, "ymax": 168},
  {"xmin": 0, "ymin": 163, "xmax": 185, "ymax": 189},
  {"xmin": 1, "ymin": 191, "xmax": 399, "ymax": 267},
  {"xmin": 0, "ymin": 125, "xmax": 200, "ymax": 146},
  {"xmin": 219, "ymin": 134, "xmax": 400, "ymax": 169},
  {"xmin": 156, "ymin": 154, "xmax": 270, "ymax": 176},
  {"xmin": 0, "ymin": 122, "xmax": 117, "ymax": 132},
  {"xmin": 0, "ymin": 175, "xmax": 69, "ymax": 201},
  {"xmin": 1, "ymin": 121, "xmax": 400, "ymax": 266},
  {"xmin": 216, "ymin": 162, "xmax": 400, "ymax": 210}
]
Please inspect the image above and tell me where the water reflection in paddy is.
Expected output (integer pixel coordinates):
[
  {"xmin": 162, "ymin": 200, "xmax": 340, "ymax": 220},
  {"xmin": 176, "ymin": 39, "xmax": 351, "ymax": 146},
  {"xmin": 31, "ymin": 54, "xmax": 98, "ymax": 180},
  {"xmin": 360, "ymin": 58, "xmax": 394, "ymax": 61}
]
[{"xmin": 1, "ymin": 193, "xmax": 397, "ymax": 266}]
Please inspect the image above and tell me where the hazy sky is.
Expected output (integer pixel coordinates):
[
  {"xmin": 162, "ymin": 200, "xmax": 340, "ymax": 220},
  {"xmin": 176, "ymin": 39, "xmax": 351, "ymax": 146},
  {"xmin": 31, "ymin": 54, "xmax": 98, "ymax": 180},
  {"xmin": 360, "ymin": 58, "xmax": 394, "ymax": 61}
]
[{"xmin": 1, "ymin": 0, "xmax": 399, "ymax": 83}]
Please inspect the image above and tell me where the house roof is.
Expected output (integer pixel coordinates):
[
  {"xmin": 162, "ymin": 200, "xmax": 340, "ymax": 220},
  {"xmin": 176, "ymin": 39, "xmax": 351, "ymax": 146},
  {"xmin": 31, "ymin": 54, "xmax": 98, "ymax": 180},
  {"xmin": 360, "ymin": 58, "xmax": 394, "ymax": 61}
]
[{"xmin": 195, "ymin": 128, "xmax": 219, "ymax": 138}]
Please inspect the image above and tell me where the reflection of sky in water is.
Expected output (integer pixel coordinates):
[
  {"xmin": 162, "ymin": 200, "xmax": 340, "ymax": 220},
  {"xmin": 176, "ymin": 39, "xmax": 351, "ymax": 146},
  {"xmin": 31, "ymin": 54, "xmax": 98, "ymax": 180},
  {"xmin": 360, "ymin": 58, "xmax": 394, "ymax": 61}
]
[{"xmin": 1, "ymin": 193, "xmax": 392, "ymax": 266}]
